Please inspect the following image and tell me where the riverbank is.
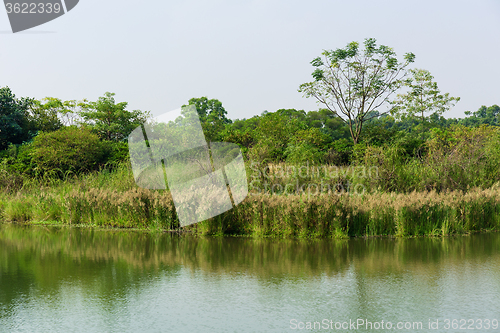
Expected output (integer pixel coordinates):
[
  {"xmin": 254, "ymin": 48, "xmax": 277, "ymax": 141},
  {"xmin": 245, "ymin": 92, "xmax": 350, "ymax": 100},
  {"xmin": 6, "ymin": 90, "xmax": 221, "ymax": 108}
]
[{"xmin": 2, "ymin": 178, "xmax": 500, "ymax": 238}]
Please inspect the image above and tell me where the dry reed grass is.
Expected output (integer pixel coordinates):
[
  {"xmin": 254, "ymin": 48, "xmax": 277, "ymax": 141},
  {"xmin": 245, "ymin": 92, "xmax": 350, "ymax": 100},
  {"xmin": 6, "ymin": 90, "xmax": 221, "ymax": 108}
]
[
  {"xmin": 1, "ymin": 162, "xmax": 499, "ymax": 238},
  {"xmin": 1, "ymin": 183, "xmax": 499, "ymax": 238}
]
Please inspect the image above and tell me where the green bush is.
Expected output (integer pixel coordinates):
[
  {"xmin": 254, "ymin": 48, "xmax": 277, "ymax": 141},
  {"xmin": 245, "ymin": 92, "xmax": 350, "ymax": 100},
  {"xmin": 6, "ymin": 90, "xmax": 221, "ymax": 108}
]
[
  {"xmin": 285, "ymin": 143, "xmax": 324, "ymax": 165},
  {"xmin": 30, "ymin": 127, "xmax": 109, "ymax": 178},
  {"xmin": 0, "ymin": 159, "xmax": 24, "ymax": 193},
  {"xmin": 392, "ymin": 132, "xmax": 425, "ymax": 159},
  {"xmin": 422, "ymin": 125, "xmax": 500, "ymax": 191},
  {"xmin": 103, "ymin": 140, "xmax": 130, "ymax": 165},
  {"xmin": 325, "ymin": 138, "xmax": 352, "ymax": 165},
  {"xmin": 354, "ymin": 125, "xmax": 500, "ymax": 193},
  {"xmin": 8, "ymin": 142, "xmax": 35, "ymax": 175}
]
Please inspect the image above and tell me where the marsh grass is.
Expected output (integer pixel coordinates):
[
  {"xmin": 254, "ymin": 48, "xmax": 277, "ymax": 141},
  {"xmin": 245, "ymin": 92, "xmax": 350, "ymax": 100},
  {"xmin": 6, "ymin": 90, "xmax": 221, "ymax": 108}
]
[{"xmin": 1, "ymin": 162, "xmax": 499, "ymax": 238}]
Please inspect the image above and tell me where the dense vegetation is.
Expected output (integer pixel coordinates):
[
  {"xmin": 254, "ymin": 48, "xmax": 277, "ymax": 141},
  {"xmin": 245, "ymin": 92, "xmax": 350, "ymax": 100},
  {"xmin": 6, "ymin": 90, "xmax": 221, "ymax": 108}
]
[
  {"xmin": 2, "ymin": 87, "xmax": 499, "ymax": 195},
  {"xmin": 1, "ymin": 38, "xmax": 499, "ymax": 237}
]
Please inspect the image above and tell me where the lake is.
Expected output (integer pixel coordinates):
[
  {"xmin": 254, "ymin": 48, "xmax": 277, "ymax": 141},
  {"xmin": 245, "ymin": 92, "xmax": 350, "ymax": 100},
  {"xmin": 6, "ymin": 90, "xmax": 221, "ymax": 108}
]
[{"xmin": 1, "ymin": 223, "xmax": 499, "ymax": 332}]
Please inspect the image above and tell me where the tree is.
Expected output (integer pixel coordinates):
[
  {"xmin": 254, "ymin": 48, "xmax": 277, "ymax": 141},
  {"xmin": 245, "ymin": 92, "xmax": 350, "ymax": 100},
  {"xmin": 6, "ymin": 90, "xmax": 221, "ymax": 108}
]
[
  {"xmin": 298, "ymin": 38, "xmax": 415, "ymax": 144},
  {"xmin": 0, "ymin": 86, "xmax": 33, "ymax": 150},
  {"xmin": 392, "ymin": 68, "xmax": 460, "ymax": 135},
  {"xmin": 249, "ymin": 112, "xmax": 306, "ymax": 162},
  {"xmin": 305, "ymin": 108, "xmax": 335, "ymax": 128},
  {"xmin": 27, "ymin": 98, "xmax": 64, "ymax": 133},
  {"xmin": 285, "ymin": 127, "xmax": 330, "ymax": 164},
  {"xmin": 30, "ymin": 97, "xmax": 82, "ymax": 127},
  {"xmin": 184, "ymin": 97, "xmax": 226, "ymax": 121},
  {"xmin": 79, "ymin": 92, "xmax": 150, "ymax": 141},
  {"xmin": 184, "ymin": 97, "xmax": 231, "ymax": 143},
  {"xmin": 275, "ymin": 108, "xmax": 307, "ymax": 122},
  {"xmin": 461, "ymin": 105, "xmax": 500, "ymax": 127}
]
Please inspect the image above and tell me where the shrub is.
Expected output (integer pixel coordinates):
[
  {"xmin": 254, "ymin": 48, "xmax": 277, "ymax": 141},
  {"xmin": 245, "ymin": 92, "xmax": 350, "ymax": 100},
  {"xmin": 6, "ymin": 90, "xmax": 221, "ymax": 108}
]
[
  {"xmin": 325, "ymin": 138, "xmax": 352, "ymax": 165},
  {"xmin": 102, "ymin": 140, "xmax": 130, "ymax": 165},
  {"xmin": 284, "ymin": 128, "xmax": 330, "ymax": 165},
  {"xmin": 392, "ymin": 132, "xmax": 425, "ymax": 159},
  {"xmin": 285, "ymin": 143, "xmax": 324, "ymax": 165},
  {"xmin": 423, "ymin": 125, "xmax": 500, "ymax": 191},
  {"xmin": 0, "ymin": 159, "xmax": 24, "ymax": 193},
  {"xmin": 355, "ymin": 125, "xmax": 500, "ymax": 193},
  {"xmin": 30, "ymin": 127, "xmax": 109, "ymax": 178},
  {"xmin": 354, "ymin": 144, "xmax": 416, "ymax": 192}
]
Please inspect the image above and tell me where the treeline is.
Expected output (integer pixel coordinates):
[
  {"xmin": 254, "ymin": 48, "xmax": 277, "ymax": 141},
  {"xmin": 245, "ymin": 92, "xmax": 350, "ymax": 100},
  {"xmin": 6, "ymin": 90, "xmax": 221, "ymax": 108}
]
[
  {"xmin": 220, "ymin": 105, "xmax": 500, "ymax": 193},
  {"xmin": 219, "ymin": 104, "xmax": 500, "ymax": 165},
  {"xmin": 1, "ymin": 84, "xmax": 500, "ymax": 194},
  {"xmin": 0, "ymin": 88, "xmax": 147, "ymax": 184},
  {"xmin": 2, "ymin": 86, "xmax": 500, "ymax": 236},
  {"xmin": 2, "ymin": 37, "xmax": 500, "ymax": 236},
  {"xmin": 3, "ymin": 37, "xmax": 500, "ymax": 196}
]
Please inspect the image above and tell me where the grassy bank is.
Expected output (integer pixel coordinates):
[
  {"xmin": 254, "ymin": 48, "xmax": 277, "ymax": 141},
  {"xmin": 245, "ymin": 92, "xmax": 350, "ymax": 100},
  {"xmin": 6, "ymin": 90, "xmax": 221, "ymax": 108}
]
[{"xmin": 1, "ymin": 163, "xmax": 499, "ymax": 238}]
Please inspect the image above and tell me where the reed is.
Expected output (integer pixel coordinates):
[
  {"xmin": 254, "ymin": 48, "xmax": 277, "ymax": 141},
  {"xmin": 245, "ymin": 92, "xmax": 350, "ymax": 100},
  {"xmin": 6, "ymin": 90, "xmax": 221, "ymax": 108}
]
[{"xmin": 1, "ymin": 162, "xmax": 499, "ymax": 238}]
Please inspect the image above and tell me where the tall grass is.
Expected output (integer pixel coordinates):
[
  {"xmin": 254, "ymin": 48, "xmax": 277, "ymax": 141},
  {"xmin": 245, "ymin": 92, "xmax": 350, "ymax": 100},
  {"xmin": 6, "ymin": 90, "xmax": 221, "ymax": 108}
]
[{"xmin": 1, "ymin": 161, "xmax": 499, "ymax": 238}]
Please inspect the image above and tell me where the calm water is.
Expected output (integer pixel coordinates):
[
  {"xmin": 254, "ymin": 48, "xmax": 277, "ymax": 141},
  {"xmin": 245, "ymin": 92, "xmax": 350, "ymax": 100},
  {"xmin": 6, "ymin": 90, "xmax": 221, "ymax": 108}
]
[{"xmin": 0, "ymin": 223, "xmax": 499, "ymax": 332}]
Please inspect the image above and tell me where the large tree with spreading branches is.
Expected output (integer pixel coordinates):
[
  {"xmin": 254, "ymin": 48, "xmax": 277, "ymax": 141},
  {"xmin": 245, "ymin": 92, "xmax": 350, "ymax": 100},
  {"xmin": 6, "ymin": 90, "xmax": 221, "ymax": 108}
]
[{"xmin": 298, "ymin": 38, "xmax": 415, "ymax": 144}]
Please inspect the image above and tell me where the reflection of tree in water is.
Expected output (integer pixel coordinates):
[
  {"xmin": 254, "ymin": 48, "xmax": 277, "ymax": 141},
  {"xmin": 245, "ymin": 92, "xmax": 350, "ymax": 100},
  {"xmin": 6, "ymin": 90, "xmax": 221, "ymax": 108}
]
[
  {"xmin": 0, "ymin": 224, "xmax": 182, "ymax": 316},
  {"xmin": 1, "ymin": 224, "xmax": 499, "ymax": 318}
]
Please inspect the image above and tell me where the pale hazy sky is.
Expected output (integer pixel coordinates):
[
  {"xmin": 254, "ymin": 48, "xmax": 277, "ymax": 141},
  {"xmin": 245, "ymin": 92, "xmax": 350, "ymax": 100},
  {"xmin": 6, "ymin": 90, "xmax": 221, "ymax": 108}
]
[{"xmin": 1, "ymin": 0, "xmax": 499, "ymax": 120}]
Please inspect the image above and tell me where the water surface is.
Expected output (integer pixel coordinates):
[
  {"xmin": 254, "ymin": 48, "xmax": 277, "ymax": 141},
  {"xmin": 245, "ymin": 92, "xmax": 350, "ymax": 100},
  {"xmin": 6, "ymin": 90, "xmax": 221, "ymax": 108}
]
[{"xmin": 1, "ymin": 223, "xmax": 499, "ymax": 332}]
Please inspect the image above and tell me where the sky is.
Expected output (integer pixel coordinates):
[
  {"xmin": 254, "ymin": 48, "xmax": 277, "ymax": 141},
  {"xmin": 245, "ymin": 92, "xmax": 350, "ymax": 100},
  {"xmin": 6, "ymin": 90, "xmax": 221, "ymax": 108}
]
[{"xmin": 1, "ymin": 0, "xmax": 499, "ymax": 121}]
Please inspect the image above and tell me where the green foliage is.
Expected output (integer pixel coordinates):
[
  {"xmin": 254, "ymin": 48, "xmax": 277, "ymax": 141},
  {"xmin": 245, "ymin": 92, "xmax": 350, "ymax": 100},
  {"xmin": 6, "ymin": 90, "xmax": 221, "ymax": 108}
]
[
  {"xmin": 248, "ymin": 112, "xmax": 307, "ymax": 163},
  {"xmin": 105, "ymin": 141, "xmax": 130, "ymax": 164},
  {"xmin": 40, "ymin": 98, "xmax": 82, "ymax": 126},
  {"xmin": 359, "ymin": 115, "xmax": 399, "ymax": 146},
  {"xmin": 7, "ymin": 142, "xmax": 34, "ymax": 175},
  {"xmin": 276, "ymin": 108, "xmax": 307, "ymax": 121},
  {"xmin": 184, "ymin": 97, "xmax": 231, "ymax": 142},
  {"xmin": 284, "ymin": 144, "xmax": 323, "ymax": 165},
  {"xmin": 392, "ymin": 68, "xmax": 460, "ymax": 135},
  {"xmin": 79, "ymin": 92, "xmax": 150, "ymax": 141},
  {"xmin": 2, "ymin": 169, "xmax": 500, "ymax": 237},
  {"xmin": 391, "ymin": 132, "xmax": 425, "ymax": 159},
  {"xmin": 0, "ymin": 86, "xmax": 33, "ymax": 150},
  {"xmin": 184, "ymin": 96, "xmax": 228, "ymax": 122},
  {"xmin": 355, "ymin": 144, "xmax": 417, "ymax": 192},
  {"xmin": 422, "ymin": 125, "xmax": 500, "ymax": 191},
  {"xmin": 325, "ymin": 138, "xmax": 353, "ymax": 165},
  {"xmin": 354, "ymin": 125, "xmax": 500, "ymax": 193},
  {"xmin": 27, "ymin": 98, "xmax": 63, "ymax": 133},
  {"xmin": 305, "ymin": 108, "xmax": 334, "ymax": 128},
  {"xmin": 290, "ymin": 127, "xmax": 330, "ymax": 147},
  {"xmin": 284, "ymin": 128, "xmax": 330, "ymax": 164},
  {"xmin": 219, "ymin": 127, "xmax": 255, "ymax": 156},
  {"xmin": 460, "ymin": 105, "xmax": 500, "ymax": 127},
  {"xmin": 299, "ymin": 38, "xmax": 415, "ymax": 144},
  {"xmin": 30, "ymin": 127, "xmax": 110, "ymax": 178},
  {"xmin": 0, "ymin": 158, "xmax": 24, "ymax": 193}
]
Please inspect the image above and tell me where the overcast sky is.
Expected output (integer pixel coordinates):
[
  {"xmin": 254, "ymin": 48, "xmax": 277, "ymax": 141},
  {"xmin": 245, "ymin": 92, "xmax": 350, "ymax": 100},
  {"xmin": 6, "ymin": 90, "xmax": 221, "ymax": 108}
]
[{"xmin": 1, "ymin": 0, "xmax": 499, "ymax": 120}]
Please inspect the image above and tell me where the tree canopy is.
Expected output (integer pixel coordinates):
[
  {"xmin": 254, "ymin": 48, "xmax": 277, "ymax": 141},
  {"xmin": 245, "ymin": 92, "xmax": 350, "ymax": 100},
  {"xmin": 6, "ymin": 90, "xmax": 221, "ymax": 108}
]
[
  {"xmin": 79, "ymin": 92, "xmax": 150, "ymax": 141},
  {"xmin": 183, "ymin": 97, "xmax": 231, "ymax": 143},
  {"xmin": 391, "ymin": 68, "xmax": 460, "ymax": 135},
  {"xmin": 0, "ymin": 87, "xmax": 33, "ymax": 150},
  {"xmin": 299, "ymin": 38, "xmax": 415, "ymax": 144}
]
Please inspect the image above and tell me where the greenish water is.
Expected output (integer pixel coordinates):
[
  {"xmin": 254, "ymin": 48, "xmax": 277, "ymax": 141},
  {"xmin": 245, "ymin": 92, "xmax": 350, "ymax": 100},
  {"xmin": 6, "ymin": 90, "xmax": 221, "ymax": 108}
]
[{"xmin": 0, "ymin": 224, "xmax": 499, "ymax": 332}]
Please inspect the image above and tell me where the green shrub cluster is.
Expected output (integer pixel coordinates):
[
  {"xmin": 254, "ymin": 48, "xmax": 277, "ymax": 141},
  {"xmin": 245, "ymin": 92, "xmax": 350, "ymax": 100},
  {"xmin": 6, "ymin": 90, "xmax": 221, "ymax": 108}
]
[
  {"xmin": 353, "ymin": 125, "xmax": 500, "ymax": 192},
  {"xmin": 30, "ymin": 127, "xmax": 108, "ymax": 177},
  {"xmin": 0, "ymin": 127, "xmax": 131, "ymax": 184}
]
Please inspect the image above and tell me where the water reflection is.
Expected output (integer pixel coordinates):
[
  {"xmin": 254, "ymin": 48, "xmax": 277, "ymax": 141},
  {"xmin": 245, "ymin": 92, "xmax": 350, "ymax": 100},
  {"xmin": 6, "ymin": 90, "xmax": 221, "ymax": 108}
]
[{"xmin": 1, "ymin": 223, "xmax": 499, "ymax": 332}]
